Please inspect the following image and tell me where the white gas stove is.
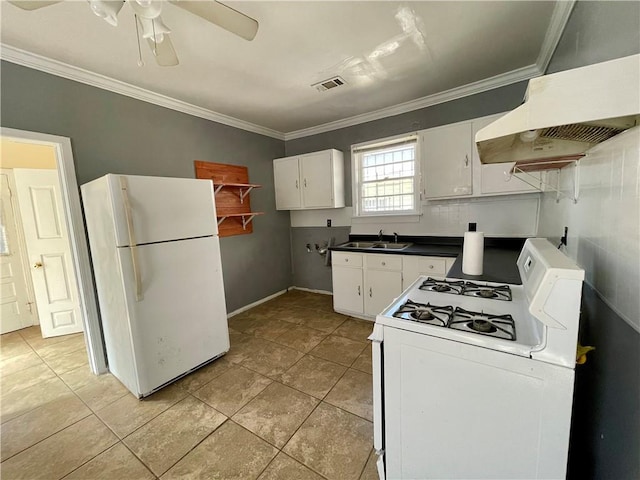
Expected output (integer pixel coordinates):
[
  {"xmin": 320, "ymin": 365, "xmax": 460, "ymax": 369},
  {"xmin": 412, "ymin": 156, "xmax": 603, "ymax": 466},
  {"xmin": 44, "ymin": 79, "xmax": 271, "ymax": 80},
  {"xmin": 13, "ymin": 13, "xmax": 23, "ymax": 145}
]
[{"xmin": 370, "ymin": 238, "xmax": 585, "ymax": 479}]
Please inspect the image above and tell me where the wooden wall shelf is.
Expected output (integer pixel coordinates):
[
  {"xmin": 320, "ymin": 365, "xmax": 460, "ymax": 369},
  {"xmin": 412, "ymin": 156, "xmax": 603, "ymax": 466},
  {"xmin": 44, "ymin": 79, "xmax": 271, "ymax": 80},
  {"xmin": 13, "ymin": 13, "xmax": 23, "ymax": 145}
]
[{"xmin": 194, "ymin": 161, "xmax": 262, "ymax": 237}]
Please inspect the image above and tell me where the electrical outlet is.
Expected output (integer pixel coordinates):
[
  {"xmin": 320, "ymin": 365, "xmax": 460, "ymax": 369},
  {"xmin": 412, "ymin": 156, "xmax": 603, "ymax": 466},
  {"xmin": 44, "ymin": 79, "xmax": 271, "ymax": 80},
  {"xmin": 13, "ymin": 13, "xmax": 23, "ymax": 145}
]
[{"xmin": 326, "ymin": 219, "xmax": 331, "ymax": 227}]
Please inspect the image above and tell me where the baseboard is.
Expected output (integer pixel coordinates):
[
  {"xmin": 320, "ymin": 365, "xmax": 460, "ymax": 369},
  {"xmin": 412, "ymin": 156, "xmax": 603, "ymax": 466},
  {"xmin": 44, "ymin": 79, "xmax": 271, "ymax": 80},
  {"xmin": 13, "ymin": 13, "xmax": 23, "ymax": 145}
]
[
  {"xmin": 227, "ymin": 289, "xmax": 287, "ymax": 318},
  {"xmin": 290, "ymin": 286, "xmax": 333, "ymax": 296}
]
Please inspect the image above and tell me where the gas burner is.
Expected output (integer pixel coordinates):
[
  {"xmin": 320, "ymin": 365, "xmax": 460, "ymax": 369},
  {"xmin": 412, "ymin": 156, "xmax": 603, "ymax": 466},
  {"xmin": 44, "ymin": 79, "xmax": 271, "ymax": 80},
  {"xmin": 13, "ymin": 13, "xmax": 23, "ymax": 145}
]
[
  {"xmin": 419, "ymin": 278, "xmax": 464, "ymax": 295},
  {"xmin": 393, "ymin": 300, "xmax": 454, "ymax": 327},
  {"xmin": 462, "ymin": 282, "xmax": 512, "ymax": 301},
  {"xmin": 449, "ymin": 307, "xmax": 516, "ymax": 341}
]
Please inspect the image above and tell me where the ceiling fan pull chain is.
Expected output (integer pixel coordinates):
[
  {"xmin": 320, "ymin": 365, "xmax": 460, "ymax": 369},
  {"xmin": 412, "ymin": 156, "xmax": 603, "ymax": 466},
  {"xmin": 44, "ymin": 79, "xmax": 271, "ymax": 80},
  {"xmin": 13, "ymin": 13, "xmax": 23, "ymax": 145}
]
[
  {"xmin": 151, "ymin": 19, "xmax": 158, "ymax": 56},
  {"xmin": 134, "ymin": 14, "xmax": 144, "ymax": 67}
]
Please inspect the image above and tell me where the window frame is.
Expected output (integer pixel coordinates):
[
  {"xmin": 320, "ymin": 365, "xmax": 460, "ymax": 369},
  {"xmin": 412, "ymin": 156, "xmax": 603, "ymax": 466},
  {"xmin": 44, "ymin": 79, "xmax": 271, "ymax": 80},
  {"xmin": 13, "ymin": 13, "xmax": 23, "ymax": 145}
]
[{"xmin": 351, "ymin": 133, "xmax": 422, "ymax": 217}]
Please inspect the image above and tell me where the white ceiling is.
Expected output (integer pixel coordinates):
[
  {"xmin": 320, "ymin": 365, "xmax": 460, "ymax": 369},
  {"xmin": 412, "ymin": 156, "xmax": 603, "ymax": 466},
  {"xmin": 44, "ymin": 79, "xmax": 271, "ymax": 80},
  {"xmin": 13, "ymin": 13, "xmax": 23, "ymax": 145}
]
[{"xmin": 1, "ymin": 1, "xmax": 570, "ymax": 139}]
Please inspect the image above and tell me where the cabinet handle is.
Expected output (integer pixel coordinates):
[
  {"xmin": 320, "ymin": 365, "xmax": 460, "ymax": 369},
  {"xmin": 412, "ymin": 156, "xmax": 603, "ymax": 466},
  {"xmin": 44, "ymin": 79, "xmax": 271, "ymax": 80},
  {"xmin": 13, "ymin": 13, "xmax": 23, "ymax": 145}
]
[
  {"xmin": 295, "ymin": 179, "xmax": 299, "ymax": 189},
  {"xmin": 358, "ymin": 285, "xmax": 361, "ymax": 296},
  {"xmin": 464, "ymin": 154, "xmax": 469, "ymax": 167},
  {"xmin": 304, "ymin": 178, "xmax": 307, "ymax": 188},
  {"xmin": 369, "ymin": 287, "xmax": 373, "ymax": 297}
]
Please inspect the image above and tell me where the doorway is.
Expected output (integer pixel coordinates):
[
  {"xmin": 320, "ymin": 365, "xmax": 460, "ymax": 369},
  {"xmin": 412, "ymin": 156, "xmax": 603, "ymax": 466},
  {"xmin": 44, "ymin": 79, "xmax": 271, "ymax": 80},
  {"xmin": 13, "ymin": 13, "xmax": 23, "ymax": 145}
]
[{"xmin": 1, "ymin": 128, "xmax": 105, "ymax": 374}]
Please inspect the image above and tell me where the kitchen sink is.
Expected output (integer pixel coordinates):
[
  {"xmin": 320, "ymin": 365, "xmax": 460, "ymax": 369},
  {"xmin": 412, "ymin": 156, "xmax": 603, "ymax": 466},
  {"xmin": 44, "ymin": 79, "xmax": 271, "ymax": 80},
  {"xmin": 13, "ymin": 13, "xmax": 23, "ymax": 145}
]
[
  {"xmin": 337, "ymin": 241, "xmax": 412, "ymax": 250},
  {"xmin": 340, "ymin": 242, "xmax": 377, "ymax": 248},
  {"xmin": 371, "ymin": 243, "xmax": 412, "ymax": 250}
]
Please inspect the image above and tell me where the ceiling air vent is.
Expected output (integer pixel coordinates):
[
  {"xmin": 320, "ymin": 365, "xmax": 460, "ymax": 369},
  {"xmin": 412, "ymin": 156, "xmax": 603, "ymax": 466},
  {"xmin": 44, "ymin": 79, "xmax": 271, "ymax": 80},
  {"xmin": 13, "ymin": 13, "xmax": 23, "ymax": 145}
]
[{"xmin": 312, "ymin": 76, "xmax": 347, "ymax": 92}]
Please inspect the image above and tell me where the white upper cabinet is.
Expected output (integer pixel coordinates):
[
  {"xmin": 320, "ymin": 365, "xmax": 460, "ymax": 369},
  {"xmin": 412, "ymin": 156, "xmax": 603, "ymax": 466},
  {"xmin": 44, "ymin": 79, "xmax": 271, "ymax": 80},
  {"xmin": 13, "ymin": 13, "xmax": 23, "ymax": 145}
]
[
  {"xmin": 422, "ymin": 123, "xmax": 473, "ymax": 198},
  {"xmin": 274, "ymin": 149, "xmax": 345, "ymax": 210}
]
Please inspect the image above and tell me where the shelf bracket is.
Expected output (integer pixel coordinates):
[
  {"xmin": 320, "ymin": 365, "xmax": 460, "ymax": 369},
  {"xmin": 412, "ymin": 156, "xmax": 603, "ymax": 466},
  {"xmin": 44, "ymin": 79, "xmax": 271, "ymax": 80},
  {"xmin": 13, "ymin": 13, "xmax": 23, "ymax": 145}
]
[
  {"xmin": 239, "ymin": 186, "xmax": 255, "ymax": 204},
  {"xmin": 217, "ymin": 216, "xmax": 227, "ymax": 226},
  {"xmin": 510, "ymin": 160, "xmax": 580, "ymax": 203},
  {"xmin": 242, "ymin": 214, "xmax": 256, "ymax": 230},
  {"xmin": 214, "ymin": 184, "xmax": 225, "ymax": 195}
]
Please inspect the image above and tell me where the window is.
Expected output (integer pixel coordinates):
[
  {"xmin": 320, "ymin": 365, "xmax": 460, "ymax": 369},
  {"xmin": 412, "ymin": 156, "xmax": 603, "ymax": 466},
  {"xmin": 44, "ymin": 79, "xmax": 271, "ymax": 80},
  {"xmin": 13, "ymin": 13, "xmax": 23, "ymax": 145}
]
[{"xmin": 352, "ymin": 135, "xmax": 420, "ymax": 216}]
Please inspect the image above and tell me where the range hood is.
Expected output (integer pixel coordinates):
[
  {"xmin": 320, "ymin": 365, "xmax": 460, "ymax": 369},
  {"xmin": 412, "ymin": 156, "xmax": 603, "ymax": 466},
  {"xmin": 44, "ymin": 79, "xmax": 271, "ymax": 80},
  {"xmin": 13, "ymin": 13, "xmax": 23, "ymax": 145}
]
[{"xmin": 476, "ymin": 54, "xmax": 640, "ymax": 168}]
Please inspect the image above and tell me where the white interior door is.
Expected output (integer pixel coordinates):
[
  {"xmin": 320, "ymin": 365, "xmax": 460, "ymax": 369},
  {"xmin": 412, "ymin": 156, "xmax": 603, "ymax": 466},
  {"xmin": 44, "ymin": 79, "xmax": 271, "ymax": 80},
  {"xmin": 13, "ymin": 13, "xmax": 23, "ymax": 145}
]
[
  {"xmin": 13, "ymin": 168, "xmax": 83, "ymax": 338},
  {"xmin": 0, "ymin": 172, "xmax": 35, "ymax": 334}
]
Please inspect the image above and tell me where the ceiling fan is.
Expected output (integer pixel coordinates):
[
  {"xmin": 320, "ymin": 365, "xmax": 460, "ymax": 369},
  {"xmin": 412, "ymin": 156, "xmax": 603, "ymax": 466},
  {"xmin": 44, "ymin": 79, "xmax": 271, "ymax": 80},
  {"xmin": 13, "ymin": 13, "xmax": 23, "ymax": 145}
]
[{"xmin": 8, "ymin": 0, "xmax": 259, "ymax": 67}]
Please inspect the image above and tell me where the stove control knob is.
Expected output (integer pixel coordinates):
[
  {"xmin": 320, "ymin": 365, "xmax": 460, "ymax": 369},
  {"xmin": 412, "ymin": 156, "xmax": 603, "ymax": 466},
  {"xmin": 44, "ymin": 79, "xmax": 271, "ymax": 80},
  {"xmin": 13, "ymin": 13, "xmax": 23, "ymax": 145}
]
[
  {"xmin": 429, "ymin": 265, "xmax": 434, "ymax": 269},
  {"xmin": 382, "ymin": 261, "xmax": 386, "ymax": 266}
]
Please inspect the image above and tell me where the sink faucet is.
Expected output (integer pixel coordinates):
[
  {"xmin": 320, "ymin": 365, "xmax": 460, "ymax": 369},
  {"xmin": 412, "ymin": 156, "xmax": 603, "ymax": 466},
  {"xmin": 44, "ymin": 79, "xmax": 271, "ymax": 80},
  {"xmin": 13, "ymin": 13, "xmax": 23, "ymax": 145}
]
[
  {"xmin": 393, "ymin": 232, "xmax": 399, "ymax": 243},
  {"xmin": 378, "ymin": 229, "xmax": 384, "ymax": 241}
]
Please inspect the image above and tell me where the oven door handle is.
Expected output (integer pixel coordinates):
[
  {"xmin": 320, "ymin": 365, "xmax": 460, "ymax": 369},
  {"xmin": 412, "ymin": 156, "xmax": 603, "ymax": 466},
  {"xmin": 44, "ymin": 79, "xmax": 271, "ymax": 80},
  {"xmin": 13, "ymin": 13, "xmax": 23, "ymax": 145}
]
[{"xmin": 369, "ymin": 324, "xmax": 385, "ymax": 458}]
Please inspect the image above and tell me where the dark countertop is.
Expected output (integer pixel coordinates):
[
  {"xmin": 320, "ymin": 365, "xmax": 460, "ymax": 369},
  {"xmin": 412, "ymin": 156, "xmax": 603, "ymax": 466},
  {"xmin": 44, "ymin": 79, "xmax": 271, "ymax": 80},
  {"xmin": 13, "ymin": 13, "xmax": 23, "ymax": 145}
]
[
  {"xmin": 329, "ymin": 235, "xmax": 524, "ymax": 285},
  {"xmin": 447, "ymin": 247, "xmax": 522, "ymax": 285}
]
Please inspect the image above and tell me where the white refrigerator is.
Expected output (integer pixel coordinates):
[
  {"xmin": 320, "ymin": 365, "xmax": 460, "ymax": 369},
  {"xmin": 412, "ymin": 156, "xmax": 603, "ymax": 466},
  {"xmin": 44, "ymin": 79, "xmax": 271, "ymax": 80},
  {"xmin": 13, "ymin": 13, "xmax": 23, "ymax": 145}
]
[{"xmin": 81, "ymin": 174, "xmax": 230, "ymax": 398}]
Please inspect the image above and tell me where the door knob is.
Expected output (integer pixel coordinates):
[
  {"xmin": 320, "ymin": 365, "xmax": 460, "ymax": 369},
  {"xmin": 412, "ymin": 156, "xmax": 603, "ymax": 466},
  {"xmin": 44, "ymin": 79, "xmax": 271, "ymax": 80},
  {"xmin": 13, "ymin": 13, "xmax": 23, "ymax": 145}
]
[{"xmin": 33, "ymin": 262, "xmax": 43, "ymax": 268}]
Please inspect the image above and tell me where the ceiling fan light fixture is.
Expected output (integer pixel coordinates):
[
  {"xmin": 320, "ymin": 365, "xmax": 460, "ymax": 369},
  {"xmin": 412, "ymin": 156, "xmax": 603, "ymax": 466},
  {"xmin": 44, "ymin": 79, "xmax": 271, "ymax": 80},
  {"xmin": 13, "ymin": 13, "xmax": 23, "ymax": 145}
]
[
  {"xmin": 138, "ymin": 16, "xmax": 171, "ymax": 43},
  {"xmin": 88, "ymin": 0, "xmax": 124, "ymax": 26}
]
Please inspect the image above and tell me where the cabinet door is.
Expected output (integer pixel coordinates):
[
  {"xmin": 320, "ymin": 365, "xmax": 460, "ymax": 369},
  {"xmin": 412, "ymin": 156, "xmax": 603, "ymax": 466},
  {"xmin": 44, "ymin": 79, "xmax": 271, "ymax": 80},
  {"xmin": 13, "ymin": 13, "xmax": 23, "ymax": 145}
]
[
  {"xmin": 300, "ymin": 151, "xmax": 334, "ymax": 208},
  {"xmin": 402, "ymin": 256, "xmax": 449, "ymax": 289},
  {"xmin": 332, "ymin": 266, "xmax": 363, "ymax": 314},
  {"xmin": 365, "ymin": 269, "xmax": 403, "ymax": 317},
  {"xmin": 274, "ymin": 157, "xmax": 301, "ymax": 210},
  {"xmin": 423, "ymin": 123, "xmax": 473, "ymax": 198}
]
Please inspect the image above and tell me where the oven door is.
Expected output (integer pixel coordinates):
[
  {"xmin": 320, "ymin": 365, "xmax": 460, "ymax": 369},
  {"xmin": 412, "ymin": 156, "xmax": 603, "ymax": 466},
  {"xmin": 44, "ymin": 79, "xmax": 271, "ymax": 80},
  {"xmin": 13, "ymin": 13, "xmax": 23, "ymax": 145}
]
[{"xmin": 369, "ymin": 323, "xmax": 386, "ymax": 480}]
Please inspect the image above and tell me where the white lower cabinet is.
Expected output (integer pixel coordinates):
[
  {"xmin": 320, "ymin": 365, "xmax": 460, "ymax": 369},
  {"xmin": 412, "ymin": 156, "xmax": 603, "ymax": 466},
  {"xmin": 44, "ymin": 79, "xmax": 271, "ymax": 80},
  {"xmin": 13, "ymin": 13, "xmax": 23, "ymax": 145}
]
[
  {"xmin": 332, "ymin": 252, "xmax": 453, "ymax": 319},
  {"xmin": 332, "ymin": 265, "xmax": 363, "ymax": 314},
  {"xmin": 402, "ymin": 255, "xmax": 455, "ymax": 289}
]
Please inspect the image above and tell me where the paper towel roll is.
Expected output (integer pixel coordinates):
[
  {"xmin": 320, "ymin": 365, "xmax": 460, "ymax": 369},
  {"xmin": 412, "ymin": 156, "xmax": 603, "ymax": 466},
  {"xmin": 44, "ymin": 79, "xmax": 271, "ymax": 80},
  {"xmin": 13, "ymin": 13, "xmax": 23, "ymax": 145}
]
[{"xmin": 462, "ymin": 231, "xmax": 484, "ymax": 275}]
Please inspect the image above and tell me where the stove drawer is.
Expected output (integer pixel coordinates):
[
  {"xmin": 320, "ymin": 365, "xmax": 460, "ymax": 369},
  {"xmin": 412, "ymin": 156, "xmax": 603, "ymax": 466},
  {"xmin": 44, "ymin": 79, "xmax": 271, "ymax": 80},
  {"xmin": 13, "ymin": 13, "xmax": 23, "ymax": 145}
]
[
  {"xmin": 332, "ymin": 252, "xmax": 363, "ymax": 267},
  {"xmin": 365, "ymin": 254, "xmax": 402, "ymax": 271}
]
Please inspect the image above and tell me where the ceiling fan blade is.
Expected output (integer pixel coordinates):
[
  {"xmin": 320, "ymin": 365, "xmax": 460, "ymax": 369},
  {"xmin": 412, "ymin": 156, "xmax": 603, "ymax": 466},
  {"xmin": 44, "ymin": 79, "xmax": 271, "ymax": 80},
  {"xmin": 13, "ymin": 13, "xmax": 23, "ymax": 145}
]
[
  {"xmin": 147, "ymin": 35, "xmax": 179, "ymax": 67},
  {"xmin": 8, "ymin": 1, "xmax": 62, "ymax": 11},
  {"xmin": 169, "ymin": 0, "xmax": 258, "ymax": 41}
]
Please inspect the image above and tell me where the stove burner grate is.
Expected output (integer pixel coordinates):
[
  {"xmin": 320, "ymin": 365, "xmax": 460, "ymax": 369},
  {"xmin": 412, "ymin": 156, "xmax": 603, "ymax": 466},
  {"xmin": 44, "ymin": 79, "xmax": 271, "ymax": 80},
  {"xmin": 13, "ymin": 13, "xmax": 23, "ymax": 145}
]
[
  {"xmin": 449, "ymin": 307, "xmax": 516, "ymax": 341},
  {"xmin": 393, "ymin": 300, "xmax": 454, "ymax": 326},
  {"xmin": 419, "ymin": 278, "xmax": 465, "ymax": 295},
  {"xmin": 462, "ymin": 282, "xmax": 512, "ymax": 301}
]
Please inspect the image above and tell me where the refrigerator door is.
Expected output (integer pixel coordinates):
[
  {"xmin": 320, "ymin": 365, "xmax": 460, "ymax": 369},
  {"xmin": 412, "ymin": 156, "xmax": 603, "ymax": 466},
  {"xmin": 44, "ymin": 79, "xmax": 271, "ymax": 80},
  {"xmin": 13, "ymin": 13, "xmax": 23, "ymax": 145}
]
[
  {"xmin": 118, "ymin": 235, "xmax": 229, "ymax": 396},
  {"xmin": 109, "ymin": 174, "xmax": 217, "ymax": 247}
]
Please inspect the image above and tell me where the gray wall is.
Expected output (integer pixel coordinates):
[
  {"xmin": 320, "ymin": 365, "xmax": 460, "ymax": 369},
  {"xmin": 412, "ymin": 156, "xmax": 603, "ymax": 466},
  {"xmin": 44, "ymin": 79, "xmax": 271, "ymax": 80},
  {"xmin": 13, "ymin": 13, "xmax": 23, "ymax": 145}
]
[
  {"xmin": 543, "ymin": 1, "xmax": 640, "ymax": 478},
  {"xmin": 0, "ymin": 61, "xmax": 289, "ymax": 312},
  {"xmin": 546, "ymin": 0, "xmax": 640, "ymax": 74},
  {"xmin": 291, "ymin": 226, "xmax": 350, "ymax": 291}
]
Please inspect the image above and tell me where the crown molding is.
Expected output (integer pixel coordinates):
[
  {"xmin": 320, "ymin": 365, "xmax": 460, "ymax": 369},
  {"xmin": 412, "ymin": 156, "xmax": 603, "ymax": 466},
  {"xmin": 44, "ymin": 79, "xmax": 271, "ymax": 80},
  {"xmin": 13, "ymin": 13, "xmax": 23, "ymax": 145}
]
[
  {"xmin": 284, "ymin": 63, "xmax": 541, "ymax": 141},
  {"xmin": 536, "ymin": 0, "xmax": 577, "ymax": 74},
  {"xmin": 0, "ymin": 44, "xmax": 285, "ymax": 141}
]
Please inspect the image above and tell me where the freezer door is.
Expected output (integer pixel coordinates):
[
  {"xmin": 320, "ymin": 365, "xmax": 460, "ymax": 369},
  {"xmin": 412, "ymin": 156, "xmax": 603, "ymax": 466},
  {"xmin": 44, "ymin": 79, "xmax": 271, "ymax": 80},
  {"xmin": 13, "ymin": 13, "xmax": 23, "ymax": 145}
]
[
  {"xmin": 118, "ymin": 236, "xmax": 229, "ymax": 396},
  {"xmin": 109, "ymin": 174, "xmax": 217, "ymax": 247}
]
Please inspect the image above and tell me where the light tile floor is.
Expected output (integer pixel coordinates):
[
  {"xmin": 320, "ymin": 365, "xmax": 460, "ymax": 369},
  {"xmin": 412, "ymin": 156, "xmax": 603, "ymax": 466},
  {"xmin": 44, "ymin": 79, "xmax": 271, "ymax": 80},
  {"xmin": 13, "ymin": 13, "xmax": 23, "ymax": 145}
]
[{"xmin": 0, "ymin": 290, "xmax": 377, "ymax": 480}]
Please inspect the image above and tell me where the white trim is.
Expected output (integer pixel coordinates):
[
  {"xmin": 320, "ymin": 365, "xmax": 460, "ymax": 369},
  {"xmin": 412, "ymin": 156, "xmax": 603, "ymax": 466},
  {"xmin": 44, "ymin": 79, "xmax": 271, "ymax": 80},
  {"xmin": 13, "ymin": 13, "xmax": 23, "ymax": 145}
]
[
  {"xmin": 285, "ymin": 64, "xmax": 541, "ymax": 140},
  {"xmin": 0, "ymin": 45, "xmax": 284, "ymax": 141},
  {"xmin": 0, "ymin": 128, "xmax": 106, "ymax": 374},
  {"xmin": 536, "ymin": 0, "xmax": 577, "ymax": 73},
  {"xmin": 226, "ymin": 289, "xmax": 287, "ymax": 318},
  {"xmin": 290, "ymin": 286, "xmax": 332, "ymax": 296}
]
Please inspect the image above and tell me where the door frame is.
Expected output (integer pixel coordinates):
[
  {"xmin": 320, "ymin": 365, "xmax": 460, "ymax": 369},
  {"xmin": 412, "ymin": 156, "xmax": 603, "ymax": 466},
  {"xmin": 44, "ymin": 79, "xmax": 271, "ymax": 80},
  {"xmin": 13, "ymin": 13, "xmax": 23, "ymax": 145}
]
[{"xmin": 1, "ymin": 128, "xmax": 106, "ymax": 374}]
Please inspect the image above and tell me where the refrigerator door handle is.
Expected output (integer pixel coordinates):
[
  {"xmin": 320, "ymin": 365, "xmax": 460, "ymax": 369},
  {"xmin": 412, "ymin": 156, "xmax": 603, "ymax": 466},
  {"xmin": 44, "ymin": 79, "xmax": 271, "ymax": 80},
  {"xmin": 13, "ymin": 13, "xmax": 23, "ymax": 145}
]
[{"xmin": 119, "ymin": 176, "xmax": 144, "ymax": 301}]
